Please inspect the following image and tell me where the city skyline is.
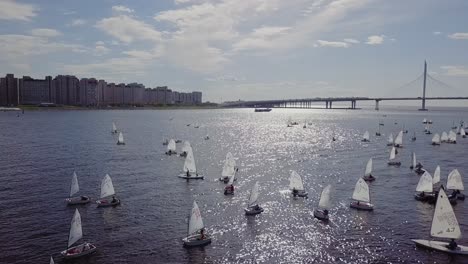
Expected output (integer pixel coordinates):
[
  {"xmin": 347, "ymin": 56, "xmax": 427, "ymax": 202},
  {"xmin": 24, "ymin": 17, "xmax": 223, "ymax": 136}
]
[{"xmin": 0, "ymin": 1, "xmax": 467, "ymax": 104}]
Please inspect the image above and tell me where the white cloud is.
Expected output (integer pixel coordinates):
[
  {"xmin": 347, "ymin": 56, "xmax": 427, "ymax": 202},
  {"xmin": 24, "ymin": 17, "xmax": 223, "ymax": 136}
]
[
  {"xmin": 365, "ymin": 35, "xmax": 384, "ymax": 45},
  {"xmin": 95, "ymin": 15, "xmax": 161, "ymax": 43},
  {"xmin": 344, "ymin": 38, "xmax": 359, "ymax": 43},
  {"xmin": 205, "ymin": 74, "xmax": 246, "ymax": 82},
  {"xmin": 232, "ymin": 26, "xmax": 291, "ymax": 51},
  {"xmin": 448, "ymin": 32, "xmax": 468, "ymax": 40},
  {"xmin": 71, "ymin": 19, "xmax": 86, "ymax": 26},
  {"xmin": 94, "ymin": 45, "xmax": 110, "ymax": 56},
  {"xmin": 440, "ymin": 65, "xmax": 468, "ymax": 76},
  {"xmin": 316, "ymin": 40, "xmax": 349, "ymax": 48},
  {"xmin": 112, "ymin": 5, "xmax": 134, "ymax": 13},
  {"xmin": 64, "ymin": 11, "xmax": 76, "ymax": 15},
  {"xmin": 31, "ymin": 28, "xmax": 61, "ymax": 38},
  {"xmin": 95, "ymin": 41, "xmax": 105, "ymax": 46},
  {"xmin": 0, "ymin": 0, "xmax": 36, "ymax": 21},
  {"xmin": 433, "ymin": 31, "xmax": 441, "ymax": 35}
]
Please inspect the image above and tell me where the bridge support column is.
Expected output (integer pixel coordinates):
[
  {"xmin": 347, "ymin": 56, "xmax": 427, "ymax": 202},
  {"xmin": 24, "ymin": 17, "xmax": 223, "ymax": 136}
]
[
  {"xmin": 325, "ymin": 101, "xmax": 329, "ymax": 109},
  {"xmin": 329, "ymin": 101, "xmax": 332, "ymax": 109},
  {"xmin": 375, "ymin": 100, "xmax": 380, "ymax": 111}
]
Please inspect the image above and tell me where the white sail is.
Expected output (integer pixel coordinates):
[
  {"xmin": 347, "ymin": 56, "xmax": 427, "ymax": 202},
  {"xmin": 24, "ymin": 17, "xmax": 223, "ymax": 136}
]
[
  {"xmin": 461, "ymin": 128, "xmax": 466, "ymax": 136},
  {"xmin": 183, "ymin": 149, "xmax": 197, "ymax": 173},
  {"xmin": 167, "ymin": 139, "xmax": 176, "ymax": 152},
  {"xmin": 441, "ymin": 132, "xmax": 448, "ymax": 142},
  {"xmin": 227, "ymin": 174, "xmax": 235, "ymax": 185},
  {"xmin": 100, "ymin": 174, "xmax": 116, "ymax": 198},
  {"xmin": 50, "ymin": 256, "xmax": 55, "ymax": 264},
  {"xmin": 289, "ymin": 171, "xmax": 304, "ymax": 191},
  {"xmin": 448, "ymin": 130, "xmax": 457, "ymax": 142},
  {"xmin": 388, "ymin": 133, "xmax": 394, "ymax": 144},
  {"xmin": 447, "ymin": 169, "xmax": 464, "ymax": 190},
  {"xmin": 423, "ymin": 118, "xmax": 427, "ymax": 123},
  {"xmin": 188, "ymin": 201, "xmax": 204, "ymax": 235},
  {"xmin": 433, "ymin": 165, "xmax": 441, "ymax": 185},
  {"xmin": 364, "ymin": 158, "xmax": 372, "ymax": 176},
  {"xmin": 411, "ymin": 152, "xmax": 416, "ymax": 168},
  {"xmin": 430, "ymin": 189, "xmax": 461, "ymax": 239},
  {"xmin": 318, "ymin": 185, "xmax": 332, "ymax": 209},
  {"xmin": 363, "ymin": 131, "xmax": 370, "ymax": 141},
  {"xmin": 181, "ymin": 141, "xmax": 191, "ymax": 153},
  {"xmin": 394, "ymin": 131, "xmax": 403, "ymax": 145},
  {"xmin": 432, "ymin": 133, "xmax": 440, "ymax": 144},
  {"xmin": 222, "ymin": 152, "xmax": 236, "ymax": 177},
  {"xmin": 70, "ymin": 171, "xmax": 79, "ymax": 197},
  {"xmin": 248, "ymin": 181, "xmax": 260, "ymax": 207},
  {"xmin": 416, "ymin": 171, "xmax": 433, "ymax": 193},
  {"xmin": 352, "ymin": 178, "xmax": 370, "ymax": 203},
  {"xmin": 68, "ymin": 209, "xmax": 83, "ymax": 248},
  {"xmin": 118, "ymin": 132, "xmax": 124, "ymax": 144},
  {"xmin": 112, "ymin": 122, "xmax": 117, "ymax": 132},
  {"xmin": 389, "ymin": 147, "xmax": 396, "ymax": 160}
]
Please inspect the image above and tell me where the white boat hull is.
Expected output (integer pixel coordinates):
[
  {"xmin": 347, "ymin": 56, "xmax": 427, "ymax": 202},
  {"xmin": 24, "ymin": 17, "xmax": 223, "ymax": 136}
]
[
  {"xmin": 66, "ymin": 196, "xmax": 91, "ymax": 205},
  {"xmin": 182, "ymin": 235, "xmax": 212, "ymax": 247},
  {"xmin": 412, "ymin": 239, "xmax": 468, "ymax": 255},
  {"xmin": 350, "ymin": 201, "xmax": 374, "ymax": 211},
  {"xmin": 313, "ymin": 209, "xmax": 329, "ymax": 221},
  {"xmin": 244, "ymin": 206, "xmax": 264, "ymax": 215},
  {"xmin": 178, "ymin": 174, "xmax": 204, "ymax": 179},
  {"xmin": 96, "ymin": 199, "xmax": 121, "ymax": 207},
  {"xmin": 61, "ymin": 242, "xmax": 97, "ymax": 259}
]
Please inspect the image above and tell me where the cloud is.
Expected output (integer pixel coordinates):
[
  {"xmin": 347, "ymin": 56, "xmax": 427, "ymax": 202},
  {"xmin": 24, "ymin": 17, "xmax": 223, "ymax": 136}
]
[
  {"xmin": 232, "ymin": 26, "xmax": 291, "ymax": 51},
  {"xmin": 365, "ymin": 35, "xmax": 384, "ymax": 45},
  {"xmin": 440, "ymin": 65, "xmax": 468, "ymax": 76},
  {"xmin": 112, "ymin": 5, "xmax": 134, "ymax": 13},
  {"xmin": 94, "ymin": 45, "xmax": 110, "ymax": 56},
  {"xmin": 316, "ymin": 40, "xmax": 349, "ymax": 48},
  {"xmin": 64, "ymin": 11, "xmax": 76, "ymax": 15},
  {"xmin": 95, "ymin": 41, "xmax": 105, "ymax": 46},
  {"xmin": 31, "ymin": 28, "xmax": 61, "ymax": 38},
  {"xmin": 95, "ymin": 15, "xmax": 161, "ymax": 43},
  {"xmin": 205, "ymin": 74, "xmax": 246, "ymax": 82},
  {"xmin": 71, "ymin": 19, "xmax": 86, "ymax": 26},
  {"xmin": 448, "ymin": 33, "xmax": 468, "ymax": 40},
  {"xmin": 433, "ymin": 31, "xmax": 441, "ymax": 35},
  {"xmin": 0, "ymin": 0, "xmax": 36, "ymax": 21},
  {"xmin": 344, "ymin": 38, "xmax": 359, "ymax": 43}
]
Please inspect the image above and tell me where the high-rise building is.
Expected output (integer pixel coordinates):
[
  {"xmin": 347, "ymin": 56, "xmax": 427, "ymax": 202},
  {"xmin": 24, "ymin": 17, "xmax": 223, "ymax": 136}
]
[
  {"xmin": 79, "ymin": 78, "xmax": 98, "ymax": 106},
  {"xmin": 19, "ymin": 76, "xmax": 52, "ymax": 104},
  {"xmin": 192, "ymin": 91, "xmax": 202, "ymax": 104},
  {"xmin": 97, "ymin": 80, "xmax": 107, "ymax": 106},
  {"xmin": 53, "ymin": 75, "xmax": 79, "ymax": 105},
  {"xmin": 114, "ymin": 83, "xmax": 125, "ymax": 105},
  {"xmin": 0, "ymin": 74, "xmax": 18, "ymax": 106},
  {"xmin": 105, "ymin": 83, "xmax": 115, "ymax": 106}
]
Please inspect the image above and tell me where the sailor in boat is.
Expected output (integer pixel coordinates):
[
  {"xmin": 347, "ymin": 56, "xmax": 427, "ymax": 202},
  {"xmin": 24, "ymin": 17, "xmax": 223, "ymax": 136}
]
[
  {"xmin": 292, "ymin": 188, "xmax": 299, "ymax": 197},
  {"xmin": 447, "ymin": 239, "xmax": 458, "ymax": 250},
  {"xmin": 323, "ymin": 209, "xmax": 329, "ymax": 216},
  {"xmin": 224, "ymin": 184, "xmax": 234, "ymax": 194},
  {"xmin": 366, "ymin": 174, "xmax": 375, "ymax": 181},
  {"xmin": 186, "ymin": 170, "xmax": 190, "ymax": 177},
  {"xmin": 415, "ymin": 162, "xmax": 424, "ymax": 174},
  {"xmin": 81, "ymin": 196, "xmax": 88, "ymax": 201},
  {"xmin": 198, "ymin": 228, "xmax": 206, "ymax": 240},
  {"xmin": 111, "ymin": 195, "xmax": 117, "ymax": 204},
  {"xmin": 395, "ymin": 149, "xmax": 398, "ymax": 155}
]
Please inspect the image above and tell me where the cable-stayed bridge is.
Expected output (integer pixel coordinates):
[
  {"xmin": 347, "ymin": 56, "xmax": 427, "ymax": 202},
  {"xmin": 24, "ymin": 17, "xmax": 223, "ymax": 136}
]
[{"xmin": 223, "ymin": 62, "xmax": 468, "ymax": 111}]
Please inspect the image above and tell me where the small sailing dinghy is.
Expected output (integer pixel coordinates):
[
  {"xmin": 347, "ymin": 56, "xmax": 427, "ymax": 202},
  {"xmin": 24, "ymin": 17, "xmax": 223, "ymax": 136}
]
[
  {"xmin": 60, "ymin": 209, "xmax": 97, "ymax": 259},
  {"xmin": 350, "ymin": 178, "xmax": 373, "ymax": 210},
  {"xmin": 428, "ymin": 119, "xmax": 433, "ymax": 124},
  {"xmin": 387, "ymin": 147, "xmax": 401, "ymax": 166},
  {"xmin": 461, "ymin": 128, "xmax": 467, "ymax": 138},
  {"xmin": 412, "ymin": 188, "xmax": 468, "ymax": 255},
  {"xmin": 410, "ymin": 152, "xmax": 424, "ymax": 174},
  {"xmin": 414, "ymin": 171, "xmax": 434, "ymax": 202},
  {"xmin": 376, "ymin": 124, "xmax": 381, "ymax": 136},
  {"xmin": 162, "ymin": 138, "xmax": 169, "ymax": 146},
  {"xmin": 117, "ymin": 132, "xmax": 125, "ymax": 145},
  {"xmin": 182, "ymin": 201, "xmax": 211, "ymax": 247},
  {"xmin": 441, "ymin": 132, "xmax": 449, "ymax": 143},
  {"xmin": 50, "ymin": 256, "xmax": 55, "ymax": 264},
  {"xmin": 219, "ymin": 152, "xmax": 236, "ymax": 182},
  {"xmin": 448, "ymin": 130, "xmax": 457, "ymax": 144},
  {"xmin": 425, "ymin": 124, "xmax": 432, "ymax": 134},
  {"xmin": 422, "ymin": 118, "xmax": 428, "ymax": 124},
  {"xmin": 180, "ymin": 141, "xmax": 191, "ymax": 157},
  {"xmin": 178, "ymin": 148, "xmax": 204, "ymax": 179},
  {"xmin": 165, "ymin": 139, "xmax": 177, "ymax": 155},
  {"xmin": 66, "ymin": 171, "xmax": 90, "ymax": 205},
  {"xmin": 204, "ymin": 135, "xmax": 210, "ymax": 140},
  {"xmin": 411, "ymin": 131, "xmax": 416, "ymax": 141},
  {"xmin": 96, "ymin": 174, "xmax": 120, "ymax": 207},
  {"xmin": 362, "ymin": 158, "xmax": 375, "ymax": 181},
  {"xmin": 447, "ymin": 169, "xmax": 465, "ymax": 200},
  {"xmin": 111, "ymin": 122, "xmax": 118, "ymax": 134},
  {"xmin": 289, "ymin": 171, "xmax": 308, "ymax": 198},
  {"xmin": 244, "ymin": 181, "xmax": 264, "ymax": 215},
  {"xmin": 387, "ymin": 133, "xmax": 394, "ymax": 146},
  {"xmin": 362, "ymin": 131, "xmax": 370, "ymax": 142},
  {"xmin": 224, "ymin": 174, "xmax": 235, "ymax": 195},
  {"xmin": 394, "ymin": 131, "xmax": 403, "ymax": 148},
  {"xmin": 432, "ymin": 133, "xmax": 441, "ymax": 145},
  {"xmin": 314, "ymin": 185, "xmax": 331, "ymax": 221}
]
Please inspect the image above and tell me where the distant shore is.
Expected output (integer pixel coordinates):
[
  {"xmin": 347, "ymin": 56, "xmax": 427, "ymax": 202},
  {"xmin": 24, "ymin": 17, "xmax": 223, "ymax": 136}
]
[{"xmin": 13, "ymin": 104, "xmax": 220, "ymax": 111}]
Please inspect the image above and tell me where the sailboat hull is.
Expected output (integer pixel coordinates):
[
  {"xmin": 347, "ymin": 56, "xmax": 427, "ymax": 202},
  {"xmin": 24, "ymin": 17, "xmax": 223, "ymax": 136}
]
[
  {"xmin": 66, "ymin": 196, "xmax": 91, "ymax": 205},
  {"xmin": 350, "ymin": 201, "xmax": 374, "ymax": 211},
  {"xmin": 313, "ymin": 209, "xmax": 329, "ymax": 221},
  {"xmin": 96, "ymin": 199, "xmax": 121, "ymax": 207},
  {"xmin": 117, "ymin": 142, "xmax": 125, "ymax": 145},
  {"xmin": 388, "ymin": 161, "xmax": 401, "ymax": 166},
  {"xmin": 244, "ymin": 206, "xmax": 264, "ymax": 215},
  {"xmin": 61, "ymin": 242, "xmax": 97, "ymax": 259},
  {"xmin": 362, "ymin": 175, "xmax": 375, "ymax": 181},
  {"xmin": 412, "ymin": 240, "xmax": 468, "ymax": 255},
  {"xmin": 178, "ymin": 174, "xmax": 204, "ymax": 179},
  {"xmin": 182, "ymin": 235, "xmax": 212, "ymax": 247}
]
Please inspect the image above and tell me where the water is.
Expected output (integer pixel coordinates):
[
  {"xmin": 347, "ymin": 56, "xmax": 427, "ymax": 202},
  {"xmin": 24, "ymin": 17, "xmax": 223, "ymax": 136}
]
[{"xmin": 1, "ymin": 108, "xmax": 467, "ymax": 264}]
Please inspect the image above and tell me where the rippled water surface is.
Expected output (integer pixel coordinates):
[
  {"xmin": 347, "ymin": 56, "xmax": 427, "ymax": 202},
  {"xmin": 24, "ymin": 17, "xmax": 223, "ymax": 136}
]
[{"xmin": 1, "ymin": 108, "xmax": 468, "ymax": 264}]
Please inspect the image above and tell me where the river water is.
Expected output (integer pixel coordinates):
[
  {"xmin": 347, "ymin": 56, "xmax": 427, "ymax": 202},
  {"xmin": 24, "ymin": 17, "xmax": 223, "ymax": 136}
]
[{"xmin": 0, "ymin": 107, "xmax": 467, "ymax": 264}]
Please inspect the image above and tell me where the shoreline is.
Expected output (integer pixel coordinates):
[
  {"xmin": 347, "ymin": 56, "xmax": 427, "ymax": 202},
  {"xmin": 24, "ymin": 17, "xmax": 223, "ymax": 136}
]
[{"xmin": 14, "ymin": 104, "xmax": 220, "ymax": 111}]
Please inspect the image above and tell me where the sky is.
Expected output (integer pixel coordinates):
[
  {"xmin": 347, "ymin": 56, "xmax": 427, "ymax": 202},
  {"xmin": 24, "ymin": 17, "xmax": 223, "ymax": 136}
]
[{"xmin": 0, "ymin": 0, "xmax": 467, "ymax": 104}]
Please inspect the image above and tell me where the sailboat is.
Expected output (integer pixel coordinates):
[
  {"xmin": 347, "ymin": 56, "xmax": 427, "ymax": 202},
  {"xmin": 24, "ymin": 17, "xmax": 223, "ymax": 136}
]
[
  {"xmin": 350, "ymin": 178, "xmax": 373, "ymax": 210},
  {"xmin": 361, "ymin": 131, "xmax": 370, "ymax": 142},
  {"xmin": 182, "ymin": 201, "xmax": 211, "ymax": 247},
  {"xmin": 289, "ymin": 171, "xmax": 308, "ymax": 197},
  {"xmin": 96, "ymin": 174, "xmax": 120, "ymax": 207},
  {"xmin": 224, "ymin": 174, "xmax": 235, "ymax": 195},
  {"xmin": 414, "ymin": 171, "xmax": 434, "ymax": 202},
  {"xmin": 411, "ymin": 131, "xmax": 416, "ymax": 141},
  {"xmin": 178, "ymin": 148, "xmax": 204, "ymax": 179},
  {"xmin": 428, "ymin": 119, "xmax": 433, "ymax": 124},
  {"xmin": 50, "ymin": 256, "xmax": 55, "ymax": 264},
  {"xmin": 244, "ymin": 181, "xmax": 264, "ymax": 215},
  {"xmin": 60, "ymin": 209, "xmax": 97, "ymax": 259},
  {"xmin": 422, "ymin": 118, "xmax": 428, "ymax": 124},
  {"xmin": 447, "ymin": 169, "xmax": 465, "ymax": 200},
  {"xmin": 303, "ymin": 121, "xmax": 307, "ymax": 128},
  {"xmin": 432, "ymin": 133, "xmax": 441, "ymax": 145},
  {"xmin": 441, "ymin": 132, "xmax": 449, "ymax": 143},
  {"xmin": 394, "ymin": 131, "xmax": 403, "ymax": 148},
  {"xmin": 111, "ymin": 122, "xmax": 118, "ymax": 134},
  {"xmin": 219, "ymin": 152, "xmax": 236, "ymax": 182},
  {"xmin": 452, "ymin": 121, "xmax": 457, "ymax": 129},
  {"xmin": 412, "ymin": 188, "xmax": 468, "ymax": 255},
  {"xmin": 180, "ymin": 141, "xmax": 191, "ymax": 157},
  {"xmin": 425, "ymin": 124, "xmax": 432, "ymax": 134},
  {"xmin": 402, "ymin": 124, "xmax": 408, "ymax": 134},
  {"xmin": 387, "ymin": 147, "xmax": 401, "ymax": 166},
  {"xmin": 165, "ymin": 139, "xmax": 177, "ymax": 155},
  {"xmin": 162, "ymin": 138, "xmax": 169, "ymax": 146},
  {"xmin": 66, "ymin": 171, "xmax": 90, "ymax": 205},
  {"xmin": 362, "ymin": 158, "xmax": 375, "ymax": 181},
  {"xmin": 204, "ymin": 135, "xmax": 210, "ymax": 140},
  {"xmin": 313, "ymin": 185, "xmax": 331, "ymax": 221},
  {"xmin": 387, "ymin": 133, "xmax": 394, "ymax": 146},
  {"xmin": 448, "ymin": 130, "xmax": 457, "ymax": 144},
  {"xmin": 376, "ymin": 124, "xmax": 381, "ymax": 136},
  {"xmin": 461, "ymin": 127, "xmax": 466, "ymax": 138},
  {"xmin": 117, "ymin": 132, "xmax": 125, "ymax": 145},
  {"xmin": 433, "ymin": 166, "xmax": 441, "ymax": 186}
]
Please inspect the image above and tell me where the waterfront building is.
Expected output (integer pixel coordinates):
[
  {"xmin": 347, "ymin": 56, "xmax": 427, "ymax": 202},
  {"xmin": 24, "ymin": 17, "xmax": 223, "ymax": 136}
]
[
  {"xmin": 0, "ymin": 74, "xmax": 18, "ymax": 106},
  {"xmin": 19, "ymin": 76, "xmax": 52, "ymax": 105}
]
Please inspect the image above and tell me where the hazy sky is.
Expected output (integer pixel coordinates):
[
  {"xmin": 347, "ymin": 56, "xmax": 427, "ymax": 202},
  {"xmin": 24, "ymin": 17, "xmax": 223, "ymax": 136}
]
[{"xmin": 0, "ymin": 0, "xmax": 467, "ymax": 103}]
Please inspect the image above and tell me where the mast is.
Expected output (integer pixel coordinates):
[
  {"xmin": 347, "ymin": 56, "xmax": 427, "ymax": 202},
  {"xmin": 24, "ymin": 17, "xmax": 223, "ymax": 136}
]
[{"xmin": 420, "ymin": 60, "xmax": 427, "ymax": 111}]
